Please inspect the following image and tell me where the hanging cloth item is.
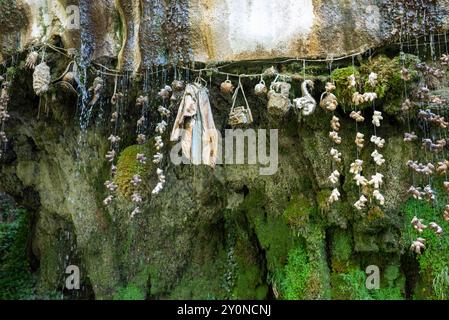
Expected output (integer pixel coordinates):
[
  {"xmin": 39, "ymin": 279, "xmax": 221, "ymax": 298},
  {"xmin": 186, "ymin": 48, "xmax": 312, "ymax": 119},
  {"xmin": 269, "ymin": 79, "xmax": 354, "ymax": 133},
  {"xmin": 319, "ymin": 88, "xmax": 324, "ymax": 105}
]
[
  {"xmin": 228, "ymin": 78, "xmax": 253, "ymax": 126},
  {"xmin": 170, "ymin": 80, "xmax": 218, "ymax": 167}
]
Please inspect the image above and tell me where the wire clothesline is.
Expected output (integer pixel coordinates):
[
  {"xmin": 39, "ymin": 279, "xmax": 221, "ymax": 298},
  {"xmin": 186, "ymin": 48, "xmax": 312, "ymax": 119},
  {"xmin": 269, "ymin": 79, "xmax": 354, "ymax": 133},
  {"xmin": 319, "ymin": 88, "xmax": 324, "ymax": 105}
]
[{"xmin": 2, "ymin": 33, "xmax": 449, "ymax": 82}]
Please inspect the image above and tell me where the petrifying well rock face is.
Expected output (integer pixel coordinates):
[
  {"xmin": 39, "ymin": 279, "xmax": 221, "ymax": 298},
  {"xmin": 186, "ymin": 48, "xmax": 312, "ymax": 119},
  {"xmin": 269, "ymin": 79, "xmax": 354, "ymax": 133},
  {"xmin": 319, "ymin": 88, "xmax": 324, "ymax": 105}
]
[{"xmin": 2, "ymin": 1, "xmax": 449, "ymax": 67}]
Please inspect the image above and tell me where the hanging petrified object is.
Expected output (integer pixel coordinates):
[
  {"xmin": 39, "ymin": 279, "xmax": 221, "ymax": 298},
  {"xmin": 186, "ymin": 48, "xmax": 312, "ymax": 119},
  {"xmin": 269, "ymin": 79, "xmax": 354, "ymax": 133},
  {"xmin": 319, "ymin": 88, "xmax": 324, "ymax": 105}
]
[
  {"xmin": 131, "ymin": 192, "xmax": 142, "ymax": 203},
  {"xmin": 369, "ymin": 172, "xmax": 384, "ymax": 189},
  {"xmin": 328, "ymin": 170, "xmax": 340, "ymax": 184},
  {"xmin": 154, "ymin": 136, "xmax": 164, "ymax": 150},
  {"xmin": 352, "ymin": 92, "xmax": 364, "ymax": 106},
  {"xmin": 411, "ymin": 216, "xmax": 427, "ymax": 233},
  {"xmin": 354, "ymin": 174, "xmax": 368, "ymax": 187},
  {"xmin": 404, "ymin": 132, "xmax": 417, "ymax": 142},
  {"xmin": 153, "ymin": 153, "xmax": 163, "ymax": 164},
  {"xmin": 105, "ymin": 150, "xmax": 116, "ymax": 162},
  {"xmin": 355, "ymin": 132, "xmax": 365, "ymax": 149},
  {"xmin": 330, "ymin": 148, "xmax": 342, "ymax": 163},
  {"xmin": 423, "ymin": 185, "xmax": 436, "ymax": 202},
  {"xmin": 136, "ymin": 153, "xmax": 147, "ymax": 165},
  {"xmin": 417, "ymin": 109, "xmax": 449, "ymax": 128},
  {"xmin": 410, "ymin": 238, "xmax": 426, "ymax": 254},
  {"xmin": 137, "ymin": 134, "xmax": 146, "ymax": 145},
  {"xmin": 25, "ymin": 51, "xmax": 39, "ymax": 69},
  {"xmin": 407, "ymin": 161, "xmax": 434, "ymax": 175},
  {"xmin": 171, "ymin": 81, "xmax": 218, "ymax": 167},
  {"xmin": 368, "ymin": 72, "xmax": 378, "ymax": 87},
  {"xmin": 350, "ymin": 111, "xmax": 365, "ymax": 122},
  {"xmin": 254, "ymin": 79, "xmax": 267, "ymax": 96},
  {"xmin": 371, "ymin": 150, "xmax": 385, "ymax": 166},
  {"xmin": 350, "ymin": 159, "xmax": 363, "ymax": 175},
  {"xmin": 371, "ymin": 135, "xmax": 385, "ymax": 148},
  {"xmin": 88, "ymin": 76, "xmax": 104, "ymax": 106},
  {"xmin": 158, "ymin": 85, "xmax": 173, "ymax": 100},
  {"xmin": 422, "ymin": 138, "xmax": 447, "ymax": 153},
  {"xmin": 408, "ymin": 186, "xmax": 424, "ymax": 200},
  {"xmin": 293, "ymin": 80, "xmax": 316, "ymax": 116},
  {"xmin": 429, "ymin": 222, "xmax": 443, "ymax": 235},
  {"xmin": 33, "ymin": 62, "xmax": 51, "ymax": 96},
  {"xmin": 103, "ymin": 195, "xmax": 114, "ymax": 206},
  {"xmin": 373, "ymin": 190, "xmax": 385, "ymax": 205},
  {"xmin": 363, "ymin": 92, "xmax": 377, "ymax": 103},
  {"xmin": 320, "ymin": 82, "xmax": 338, "ymax": 111},
  {"xmin": 152, "ymin": 168, "xmax": 166, "ymax": 195},
  {"xmin": 104, "ymin": 180, "xmax": 118, "ymax": 192},
  {"xmin": 229, "ymin": 78, "xmax": 253, "ymax": 126},
  {"xmin": 111, "ymin": 112, "xmax": 118, "ymax": 123},
  {"xmin": 107, "ymin": 134, "xmax": 121, "ymax": 144},
  {"xmin": 220, "ymin": 79, "xmax": 234, "ymax": 94},
  {"xmin": 329, "ymin": 131, "xmax": 342, "ymax": 144},
  {"xmin": 328, "ymin": 188, "xmax": 340, "ymax": 204},
  {"xmin": 158, "ymin": 105, "xmax": 170, "ymax": 117},
  {"xmin": 331, "ymin": 116, "xmax": 340, "ymax": 131},
  {"xmin": 268, "ymin": 81, "xmax": 291, "ymax": 117},
  {"xmin": 354, "ymin": 195, "xmax": 368, "ymax": 211},
  {"xmin": 372, "ymin": 111, "xmax": 383, "ymax": 127},
  {"xmin": 156, "ymin": 120, "xmax": 168, "ymax": 134},
  {"xmin": 348, "ymin": 74, "xmax": 356, "ymax": 88}
]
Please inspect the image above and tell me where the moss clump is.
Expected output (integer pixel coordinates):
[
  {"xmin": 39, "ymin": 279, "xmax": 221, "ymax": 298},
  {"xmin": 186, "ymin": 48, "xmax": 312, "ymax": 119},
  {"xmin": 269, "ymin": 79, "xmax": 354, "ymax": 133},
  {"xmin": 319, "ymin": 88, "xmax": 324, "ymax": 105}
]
[
  {"xmin": 0, "ymin": 205, "xmax": 35, "ymax": 299},
  {"xmin": 330, "ymin": 66, "xmax": 359, "ymax": 108},
  {"xmin": 359, "ymin": 54, "xmax": 420, "ymax": 115},
  {"xmin": 283, "ymin": 194, "xmax": 315, "ymax": 228},
  {"xmin": 281, "ymin": 247, "xmax": 311, "ymax": 300},
  {"xmin": 113, "ymin": 284, "xmax": 145, "ymax": 300},
  {"xmin": 331, "ymin": 230, "xmax": 353, "ymax": 273},
  {"xmin": 114, "ymin": 143, "xmax": 154, "ymax": 198}
]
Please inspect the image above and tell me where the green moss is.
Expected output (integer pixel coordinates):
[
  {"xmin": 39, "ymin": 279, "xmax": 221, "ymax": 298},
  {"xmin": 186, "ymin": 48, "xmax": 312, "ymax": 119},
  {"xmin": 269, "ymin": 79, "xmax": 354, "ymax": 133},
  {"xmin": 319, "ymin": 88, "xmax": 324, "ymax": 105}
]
[
  {"xmin": 0, "ymin": 205, "xmax": 35, "ymax": 299},
  {"xmin": 114, "ymin": 143, "xmax": 154, "ymax": 198},
  {"xmin": 283, "ymin": 194, "xmax": 315, "ymax": 228},
  {"xmin": 331, "ymin": 268, "xmax": 403, "ymax": 300},
  {"xmin": 401, "ymin": 185, "xmax": 449, "ymax": 299},
  {"xmin": 331, "ymin": 230, "xmax": 353, "ymax": 273},
  {"xmin": 281, "ymin": 247, "xmax": 311, "ymax": 300},
  {"xmin": 330, "ymin": 66, "xmax": 359, "ymax": 108},
  {"xmin": 359, "ymin": 54, "xmax": 420, "ymax": 115},
  {"xmin": 113, "ymin": 284, "xmax": 145, "ymax": 300}
]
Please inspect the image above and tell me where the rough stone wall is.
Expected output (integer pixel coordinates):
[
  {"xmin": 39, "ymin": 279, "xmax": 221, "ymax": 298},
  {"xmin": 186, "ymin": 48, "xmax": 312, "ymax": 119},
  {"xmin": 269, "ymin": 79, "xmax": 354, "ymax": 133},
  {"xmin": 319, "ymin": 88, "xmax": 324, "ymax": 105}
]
[{"xmin": 2, "ymin": 1, "xmax": 449, "ymax": 68}]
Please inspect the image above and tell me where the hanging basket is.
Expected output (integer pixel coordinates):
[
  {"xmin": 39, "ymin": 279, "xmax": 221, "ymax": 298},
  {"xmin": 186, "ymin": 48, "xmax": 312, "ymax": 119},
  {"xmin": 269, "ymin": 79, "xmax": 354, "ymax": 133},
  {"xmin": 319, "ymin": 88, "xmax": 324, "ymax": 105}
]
[
  {"xmin": 228, "ymin": 78, "xmax": 253, "ymax": 126},
  {"xmin": 267, "ymin": 80, "xmax": 291, "ymax": 117}
]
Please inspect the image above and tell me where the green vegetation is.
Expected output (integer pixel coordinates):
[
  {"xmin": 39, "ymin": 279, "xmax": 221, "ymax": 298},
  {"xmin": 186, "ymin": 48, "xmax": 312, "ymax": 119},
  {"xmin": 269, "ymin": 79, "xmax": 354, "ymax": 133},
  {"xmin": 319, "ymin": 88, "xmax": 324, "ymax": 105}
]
[
  {"xmin": 114, "ymin": 143, "xmax": 154, "ymax": 198},
  {"xmin": 281, "ymin": 247, "xmax": 311, "ymax": 300},
  {"xmin": 114, "ymin": 284, "xmax": 145, "ymax": 300},
  {"xmin": 0, "ymin": 205, "xmax": 35, "ymax": 299},
  {"xmin": 402, "ymin": 184, "xmax": 449, "ymax": 300}
]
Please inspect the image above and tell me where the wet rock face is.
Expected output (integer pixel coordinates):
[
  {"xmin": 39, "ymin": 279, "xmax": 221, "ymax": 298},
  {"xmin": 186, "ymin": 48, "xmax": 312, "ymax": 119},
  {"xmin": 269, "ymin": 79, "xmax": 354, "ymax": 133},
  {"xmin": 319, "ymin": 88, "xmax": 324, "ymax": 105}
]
[{"xmin": 3, "ymin": 1, "xmax": 449, "ymax": 68}]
